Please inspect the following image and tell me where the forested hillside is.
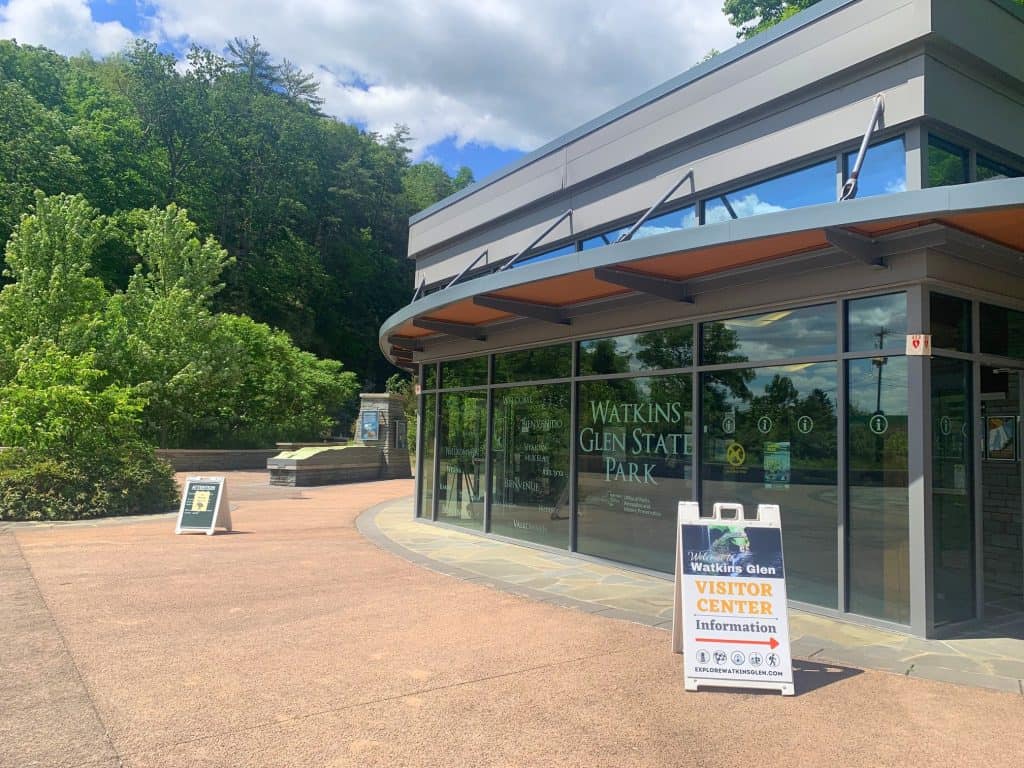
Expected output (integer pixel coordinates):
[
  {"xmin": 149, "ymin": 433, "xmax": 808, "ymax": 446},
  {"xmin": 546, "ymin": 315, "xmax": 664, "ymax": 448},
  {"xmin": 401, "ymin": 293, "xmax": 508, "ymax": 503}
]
[{"xmin": 0, "ymin": 37, "xmax": 471, "ymax": 388}]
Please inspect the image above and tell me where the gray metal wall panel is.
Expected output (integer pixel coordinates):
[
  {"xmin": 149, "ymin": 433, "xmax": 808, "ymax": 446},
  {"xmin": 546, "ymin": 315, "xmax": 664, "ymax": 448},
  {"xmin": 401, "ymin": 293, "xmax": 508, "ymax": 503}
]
[
  {"xmin": 931, "ymin": 0, "xmax": 1024, "ymax": 83},
  {"xmin": 925, "ymin": 58, "xmax": 1024, "ymax": 158}
]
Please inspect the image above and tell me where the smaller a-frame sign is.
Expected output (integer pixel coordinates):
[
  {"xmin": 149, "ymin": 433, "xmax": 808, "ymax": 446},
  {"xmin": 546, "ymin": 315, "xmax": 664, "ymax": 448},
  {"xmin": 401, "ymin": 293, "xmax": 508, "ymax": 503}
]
[
  {"xmin": 672, "ymin": 501, "xmax": 794, "ymax": 696},
  {"xmin": 175, "ymin": 476, "xmax": 232, "ymax": 535}
]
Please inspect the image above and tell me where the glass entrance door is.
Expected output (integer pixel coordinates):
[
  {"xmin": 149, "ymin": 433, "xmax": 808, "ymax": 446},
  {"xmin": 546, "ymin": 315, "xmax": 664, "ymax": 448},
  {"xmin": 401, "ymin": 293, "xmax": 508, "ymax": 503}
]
[{"xmin": 980, "ymin": 367, "xmax": 1024, "ymax": 620}]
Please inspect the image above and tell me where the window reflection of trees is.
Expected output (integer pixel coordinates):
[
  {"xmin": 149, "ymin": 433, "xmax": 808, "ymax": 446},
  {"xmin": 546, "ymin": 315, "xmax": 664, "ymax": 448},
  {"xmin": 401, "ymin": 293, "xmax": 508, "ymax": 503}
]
[
  {"xmin": 437, "ymin": 390, "xmax": 487, "ymax": 527},
  {"xmin": 494, "ymin": 344, "xmax": 571, "ymax": 383},
  {"xmin": 491, "ymin": 384, "xmax": 570, "ymax": 546}
]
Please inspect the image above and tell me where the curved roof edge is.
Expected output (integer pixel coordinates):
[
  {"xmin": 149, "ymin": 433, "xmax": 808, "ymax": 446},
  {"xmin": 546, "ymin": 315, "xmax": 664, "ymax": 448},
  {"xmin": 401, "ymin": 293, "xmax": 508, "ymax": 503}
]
[
  {"xmin": 382, "ymin": 178, "xmax": 1024, "ymax": 362},
  {"xmin": 408, "ymin": 0, "xmax": 860, "ymax": 227}
]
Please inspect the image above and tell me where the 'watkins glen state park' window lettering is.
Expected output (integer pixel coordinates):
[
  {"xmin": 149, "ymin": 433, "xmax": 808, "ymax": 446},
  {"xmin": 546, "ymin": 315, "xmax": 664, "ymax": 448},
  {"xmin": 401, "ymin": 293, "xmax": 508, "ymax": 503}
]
[{"xmin": 579, "ymin": 400, "xmax": 688, "ymax": 485}]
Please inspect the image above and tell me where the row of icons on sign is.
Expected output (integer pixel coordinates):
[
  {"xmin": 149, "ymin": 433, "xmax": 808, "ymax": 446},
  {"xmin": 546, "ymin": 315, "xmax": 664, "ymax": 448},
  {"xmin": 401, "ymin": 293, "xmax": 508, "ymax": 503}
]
[
  {"xmin": 695, "ymin": 649, "xmax": 781, "ymax": 668},
  {"xmin": 721, "ymin": 413, "xmax": 889, "ymax": 436}
]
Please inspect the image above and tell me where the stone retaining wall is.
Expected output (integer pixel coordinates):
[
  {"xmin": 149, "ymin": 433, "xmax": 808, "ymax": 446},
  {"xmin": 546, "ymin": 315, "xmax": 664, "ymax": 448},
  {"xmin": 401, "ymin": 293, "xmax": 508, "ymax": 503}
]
[{"xmin": 156, "ymin": 449, "xmax": 280, "ymax": 472}]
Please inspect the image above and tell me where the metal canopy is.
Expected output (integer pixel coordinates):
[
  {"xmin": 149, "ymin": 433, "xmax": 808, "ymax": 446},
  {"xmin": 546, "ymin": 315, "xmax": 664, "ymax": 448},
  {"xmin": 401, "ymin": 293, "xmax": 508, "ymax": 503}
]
[
  {"xmin": 383, "ymin": 181, "xmax": 1024, "ymax": 359},
  {"xmin": 413, "ymin": 317, "xmax": 487, "ymax": 341},
  {"xmin": 593, "ymin": 266, "xmax": 694, "ymax": 302},
  {"xmin": 473, "ymin": 295, "xmax": 571, "ymax": 325}
]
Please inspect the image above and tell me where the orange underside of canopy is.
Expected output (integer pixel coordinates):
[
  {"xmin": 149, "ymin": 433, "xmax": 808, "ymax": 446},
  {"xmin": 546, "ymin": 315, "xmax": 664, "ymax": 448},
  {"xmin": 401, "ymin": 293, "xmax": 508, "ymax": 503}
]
[{"xmin": 388, "ymin": 205, "xmax": 1022, "ymax": 341}]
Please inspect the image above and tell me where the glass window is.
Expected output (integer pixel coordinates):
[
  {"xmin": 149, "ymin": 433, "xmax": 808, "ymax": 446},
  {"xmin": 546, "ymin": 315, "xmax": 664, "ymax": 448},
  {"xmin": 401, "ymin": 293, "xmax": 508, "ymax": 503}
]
[
  {"xmin": 927, "ymin": 136, "xmax": 968, "ymax": 187},
  {"xmin": 578, "ymin": 374, "xmax": 693, "ymax": 572},
  {"xmin": 980, "ymin": 303, "xmax": 1024, "ymax": 360},
  {"xmin": 437, "ymin": 390, "xmax": 488, "ymax": 529},
  {"xmin": 931, "ymin": 357, "xmax": 975, "ymax": 625},
  {"xmin": 701, "ymin": 363, "xmax": 838, "ymax": 607},
  {"xmin": 703, "ymin": 160, "xmax": 834, "ymax": 225},
  {"xmin": 441, "ymin": 357, "xmax": 488, "ymax": 388},
  {"xmin": 847, "ymin": 293, "xmax": 907, "ymax": 353},
  {"xmin": 490, "ymin": 384, "xmax": 570, "ymax": 547},
  {"xmin": 512, "ymin": 243, "xmax": 576, "ymax": 268},
  {"xmin": 843, "ymin": 137, "xmax": 906, "ymax": 198},
  {"xmin": 579, "ymin": 325, "xmax": 693, "ymax": 375},
  {"xmin": 418, "ymin": 393, "xmax": 435, "ymax": 518},
  {"xmin": 424, "ymin": 363, "xmax": 438, "ymax": 390},
  {"xmin": 494, "ymin": 344, "xmax": 572, "ymax": 384},
  {"xmin": 977, "ymin": 155, "xmax": 1022, "ymax": 182},
  {"xmin": 847, "ymin": 356, "xmax": 910, "ymax": 624},
  {"xmin": 581, "ymin": 225, "xmax": 631, "ymax": 251},
  {"xmin": 930, "ymin": 293, "xmax": 972, "ymax": 352},
  {"xmin": 701, "ymin": 304, "xmax": 836, "ymax": 365},
  {"xmin": 632, "ymin": 205, "xmax": 697, "ymax": 239}
]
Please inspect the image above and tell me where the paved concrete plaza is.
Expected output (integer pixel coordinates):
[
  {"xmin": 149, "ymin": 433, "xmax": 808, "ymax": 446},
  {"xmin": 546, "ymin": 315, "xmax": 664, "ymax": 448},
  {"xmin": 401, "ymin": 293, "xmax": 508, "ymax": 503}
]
[{"xmin": 2, "ymin": 472, "xmax": 1023, "ymax": 767}]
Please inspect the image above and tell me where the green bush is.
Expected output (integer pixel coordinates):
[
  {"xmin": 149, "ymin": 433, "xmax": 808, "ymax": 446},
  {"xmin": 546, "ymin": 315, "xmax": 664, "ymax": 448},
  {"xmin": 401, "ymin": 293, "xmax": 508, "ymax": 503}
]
[
  {"xmin": 0, "ymin": 341, "xmax": 178, "ymax": 521},
  {"xmin": 0, "ymin": 448, "xmax": 177, "ymax": 521}
]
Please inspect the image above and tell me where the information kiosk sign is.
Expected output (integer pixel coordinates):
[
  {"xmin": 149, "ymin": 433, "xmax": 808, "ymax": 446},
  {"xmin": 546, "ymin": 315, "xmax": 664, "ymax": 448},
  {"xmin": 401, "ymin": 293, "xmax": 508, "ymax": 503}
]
[
  {"xmin": 671, "ymin": 501, "xmax": 794, "ymax": 695},
  {"xmin": 175, "ymin": 476, "xmax": 232, "ymax": 535}
]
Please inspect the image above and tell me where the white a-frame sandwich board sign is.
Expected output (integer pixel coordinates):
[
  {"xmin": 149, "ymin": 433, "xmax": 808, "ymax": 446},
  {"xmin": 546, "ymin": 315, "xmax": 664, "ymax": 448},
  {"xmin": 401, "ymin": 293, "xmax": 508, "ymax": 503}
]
[
  {"xmin": 671, "ymin": 501, "xmax": 794, "ymax": 695},
  {"xmin": 175, "ymin": 476, "xmax": 232, "ymax": 535}
]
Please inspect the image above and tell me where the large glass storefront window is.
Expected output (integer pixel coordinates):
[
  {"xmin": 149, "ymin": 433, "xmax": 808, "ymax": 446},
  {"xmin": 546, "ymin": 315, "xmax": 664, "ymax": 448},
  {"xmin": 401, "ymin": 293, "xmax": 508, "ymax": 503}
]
[
  {"xmin": 437, "ymin": 390, "xmax": 487, "ymax": 529},
  {"xmin": 418, "ymin": 393, "xmax": 435, "ymax": 518},
  {"xmin": 931, "ymin": 357, "xmax": 974, "ymax": 625},
  {"xmin": 847, "ymin": 357, "xmax": 909, "ymax": 623},
  {"xmin": 418, "ymin": 292, "xmax": 922, "ymax": 627},
  {"xmin": 577, "ymin": 374, "xmax": 693, "ymax": 572},
  {"xmin": 701, "ymin": 363, "xmax": 838, "ymax": 607},
  {"xmin": 490, "ymin": 384, "xmax": 570, "ymax": 547}
]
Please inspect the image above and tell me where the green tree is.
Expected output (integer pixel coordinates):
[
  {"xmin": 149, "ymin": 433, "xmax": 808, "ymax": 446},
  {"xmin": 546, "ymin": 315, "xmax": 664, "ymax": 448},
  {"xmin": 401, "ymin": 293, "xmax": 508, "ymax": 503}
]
[
  {"xmin": 0, "ymin": 340, "xmax": 178, "ymax": 521},
  {"xmin": 722, "ymin": 0, "xmax": 821, "ymax": 39},
  {"xmin": 0, "ymin": 191, "xmax": 109, "ymax": 350}
]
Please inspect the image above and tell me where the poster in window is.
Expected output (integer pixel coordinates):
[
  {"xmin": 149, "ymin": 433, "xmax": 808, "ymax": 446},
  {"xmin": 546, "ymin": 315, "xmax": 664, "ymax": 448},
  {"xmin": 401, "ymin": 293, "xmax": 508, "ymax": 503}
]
[{"xmin": 985, "ymin": 416, "xmax": 1017, "ymax": 461}]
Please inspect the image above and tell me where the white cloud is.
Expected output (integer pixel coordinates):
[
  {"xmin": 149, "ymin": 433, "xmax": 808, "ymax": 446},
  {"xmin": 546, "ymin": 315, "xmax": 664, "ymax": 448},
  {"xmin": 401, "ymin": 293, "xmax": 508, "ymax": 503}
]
[
  {"xmin": 0, "ymin": 0, "xmax": 133, "ymax": 57},
  {"xmin": 143, "ymin": 0, "xmax": 737, "ymax": 158}
]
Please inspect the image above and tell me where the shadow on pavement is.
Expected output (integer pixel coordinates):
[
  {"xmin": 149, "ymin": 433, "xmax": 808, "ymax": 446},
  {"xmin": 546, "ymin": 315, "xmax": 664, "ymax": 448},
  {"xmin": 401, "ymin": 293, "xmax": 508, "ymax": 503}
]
[{"xmin": 792, "ymin": 659, "xmax": 863, "ymax": 694}]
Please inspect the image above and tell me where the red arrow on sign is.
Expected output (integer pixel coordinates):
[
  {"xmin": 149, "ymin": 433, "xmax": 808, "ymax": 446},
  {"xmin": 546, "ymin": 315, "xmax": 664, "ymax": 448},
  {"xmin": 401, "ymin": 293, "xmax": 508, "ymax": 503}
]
[{"xmin": 695, "ymin": 637, "xmax": 779, "ymax": 649}]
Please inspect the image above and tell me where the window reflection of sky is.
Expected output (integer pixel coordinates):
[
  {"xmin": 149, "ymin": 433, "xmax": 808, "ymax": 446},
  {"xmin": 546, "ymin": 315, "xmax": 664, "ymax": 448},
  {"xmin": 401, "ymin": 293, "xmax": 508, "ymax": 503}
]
[
  {"xmin": 847, "ymin": 293, "xmax": 906, "ymax": 352},
  {"xmin": 512, "ymin": 242, "xmax": 576, "ymax": 268},
  {"xmin": 704, "ymin": 160, "xmax": 834, "ymax": 225},
  {"xmin": 848, "ymin": 357, "xmax": 908, "ymax": 416},
  {"xmin": 704, "ymin": 304, "xmax": 836, "ymax": 363},
  {"xmin": 844, "ymin": 138, "xmax": 905, "ymax": 198}
]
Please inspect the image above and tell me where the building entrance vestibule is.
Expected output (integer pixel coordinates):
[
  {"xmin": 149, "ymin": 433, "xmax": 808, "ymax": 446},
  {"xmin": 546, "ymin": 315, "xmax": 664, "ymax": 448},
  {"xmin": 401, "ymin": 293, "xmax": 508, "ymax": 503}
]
[{"xmin": 980, "ymin": 366, "xmax": 1024, "ymax": 621}]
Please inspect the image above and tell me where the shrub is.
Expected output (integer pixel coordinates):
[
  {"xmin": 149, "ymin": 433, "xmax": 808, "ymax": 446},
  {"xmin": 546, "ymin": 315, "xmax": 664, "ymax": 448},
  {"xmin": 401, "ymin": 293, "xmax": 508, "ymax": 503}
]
[
  {"xmin": 0, "ymin": 341, "xmax": 178, "ymax": 520},
  {"xmin": 0, "ymin": 448, "xmax": 177, "ymax": 521}
]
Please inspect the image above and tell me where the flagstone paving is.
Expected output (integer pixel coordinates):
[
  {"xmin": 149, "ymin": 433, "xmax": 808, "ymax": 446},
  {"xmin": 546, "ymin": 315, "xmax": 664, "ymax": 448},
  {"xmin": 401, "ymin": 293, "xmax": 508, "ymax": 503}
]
[{"xmin": 364, "ymin": 498, "xmax": 1024, "ymax": 694}]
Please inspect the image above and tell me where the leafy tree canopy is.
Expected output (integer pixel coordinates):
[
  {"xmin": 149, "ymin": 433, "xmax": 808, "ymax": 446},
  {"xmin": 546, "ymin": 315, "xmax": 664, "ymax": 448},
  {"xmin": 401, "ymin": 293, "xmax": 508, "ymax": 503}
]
[{"xmin": 0, "ymin": 37, "xmax": 473, "ymax": 390}]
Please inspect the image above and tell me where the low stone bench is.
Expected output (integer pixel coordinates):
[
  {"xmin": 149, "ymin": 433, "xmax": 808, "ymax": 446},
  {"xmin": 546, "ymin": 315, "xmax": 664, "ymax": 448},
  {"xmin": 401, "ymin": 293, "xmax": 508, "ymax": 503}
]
[{"xmin": 267, "ymin": 446, "xmax": 382, "ymax": 487}]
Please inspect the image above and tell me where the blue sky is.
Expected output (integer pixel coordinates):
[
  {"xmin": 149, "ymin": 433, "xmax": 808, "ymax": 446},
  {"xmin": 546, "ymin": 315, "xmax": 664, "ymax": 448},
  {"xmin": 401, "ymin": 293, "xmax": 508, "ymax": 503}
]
[{"xmin": 0, "ymin": 1, "xmax": 738, "ymax": 184}]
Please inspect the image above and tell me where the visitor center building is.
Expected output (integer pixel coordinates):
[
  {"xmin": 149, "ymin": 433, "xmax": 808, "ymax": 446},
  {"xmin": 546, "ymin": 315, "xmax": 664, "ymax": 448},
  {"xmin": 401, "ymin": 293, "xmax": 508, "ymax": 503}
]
[{"xmin": 379, "ymin": 0, "xmax": 1024, "ymax": 639}]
